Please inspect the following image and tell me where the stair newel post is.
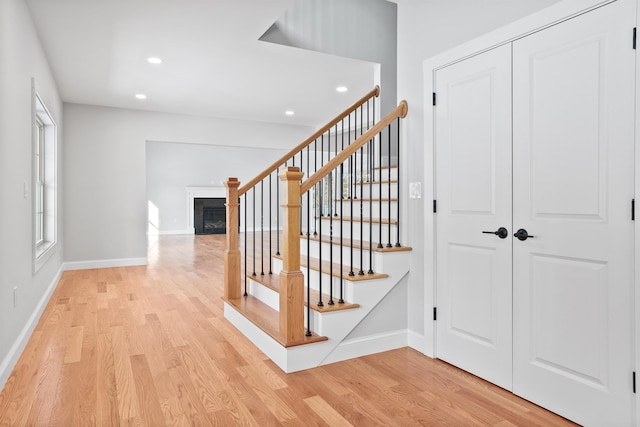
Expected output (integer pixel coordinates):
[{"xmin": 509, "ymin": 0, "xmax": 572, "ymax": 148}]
[
  {"xmin": 279, "ymin": 167, "xmax": 306, "ymax": 343},
  {"xmin": 224, "ymin": 177, "xmax": 241, "ymax": 300}
]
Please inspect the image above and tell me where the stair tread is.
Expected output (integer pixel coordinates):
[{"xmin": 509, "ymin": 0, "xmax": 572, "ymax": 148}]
[
  {"xmin": 301, "ymin": 234, "xmax": 411, "ymax": 252},
  {"xmin": 247, "ymin": 273, "xmax": 360, "ymax": 313},
  {"xmin": 372, "ymin": 165, "xmax": 398, "ymax": 171},
  {"xmin": 224, "ymin": 295, "xmax": 328, "ymax": 347},
  {"xmin": 317, "ymin": 216, "xmax": 398, "ymax": 225}
]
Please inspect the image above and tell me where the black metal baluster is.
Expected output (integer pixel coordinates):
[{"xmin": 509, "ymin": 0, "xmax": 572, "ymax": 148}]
[
  {"xmin": 396, "ymin": 118, "xmax": 401, "ymax": 247},
  {"xmin": 269, "ymin": 173, "xmax": 273, "ymax": 274},
  {"xmin": 306, "ymin": 190, "xmax": 312, "ymax": 336},
  {"xmin": 260, "ymin": 180, "xmax": 265, "ymax": 275},
  {"xmin": 334, "ymin": 124, "xmax": 339, "ymax": 217},
  {"xmin": 252, "ymin": 188, "xmax": 256, "ymax": 276},
  {"xmin": 313, "ymin": 138, "xmax": 318, "ymax": 236},
  {"xmin": 318, "ymin": 134, "xmax": 324, "ymax": 307},
  {"xmin": 339, "ymin": 119, "xmax": 345, "ymax": 304},
  {"xmin": 358, "ymin": 106, "xmax": 364, "ymax": 276},
  {"xmin": 328, "ymin": 161, "xmax": 334, "ymax": 305},
  {"xmin": 244, "ymin": 193, "xmax": 248, "ymax": 296},
  {"xmin": 349, "ymin": 112, "xmax": 355, "ymax": 277},
  {"xmin": 276, "ymin": 167, "xmax": 280, "ymax": 256},
  {"xmin": 368, "ymin": 100, "xmax": 374, "ymax": 274},
  {"xmin": 387, "ymin": 124, "xmax": 393, "ymax": 248},
  {"xmin": 378, "ymin": 131, "xmax": 383, "ymax": 249}
]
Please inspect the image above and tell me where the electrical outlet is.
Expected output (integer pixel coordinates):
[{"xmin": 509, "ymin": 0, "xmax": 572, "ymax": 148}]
[
  {"xmin": 409, "ymin": 182, "xmax": 422, "ymax": 199},
  {"xmin": 13, "ymin": 287, "xmax": 18, "ymax": 308}
]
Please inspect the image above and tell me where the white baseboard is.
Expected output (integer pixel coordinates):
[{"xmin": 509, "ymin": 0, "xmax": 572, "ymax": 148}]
[
  {"xmin": 64, "ymin": 257, "xmax": 147, "ymax": 271},
  {"xmin": 0, "ymin": 264, "xmax": 63, "ymax": 391},
  {"xmin": 321, "ymin": 329, "xmax": 408, "ymax": 366}
]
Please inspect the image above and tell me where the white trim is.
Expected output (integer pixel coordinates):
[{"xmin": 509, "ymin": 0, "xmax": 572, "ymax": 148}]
[
  {"xmin": 321, "ymin": 329, "xmax": 408, "ymax": 365},
  {"xmin": 64, "ymin": 257, "xmax": 147, "ymax": 271},
  {"xmin": 186, "ymin": 186, "xmax": 226, "ymax": 234},
  {"xmin": 0, "ymin": 265, "xmax": 62, "ymax": 391}
]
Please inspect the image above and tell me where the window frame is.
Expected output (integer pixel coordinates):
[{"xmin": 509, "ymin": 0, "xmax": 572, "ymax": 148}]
[{"xmin": 32, "ymin": 86, "xmax": 57, "ymax": 272}]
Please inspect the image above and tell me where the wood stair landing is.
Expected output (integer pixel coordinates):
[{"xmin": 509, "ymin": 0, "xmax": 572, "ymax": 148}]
[
  {"xmin": 223, "ymin": 295, "xmax": 328, "ymax": 347},
  {"xmin": 248, "ymin": 273, "xmax": 360, "ymax": 313}
]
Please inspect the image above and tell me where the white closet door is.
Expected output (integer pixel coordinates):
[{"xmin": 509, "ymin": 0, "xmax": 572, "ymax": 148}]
[
  {"xmin": 434, "ymin": 44, "xmax": 513, "ymax": 390},
  {"xmin": 512, "ymin": 0, "xmax": 636, "ymax": 425}
]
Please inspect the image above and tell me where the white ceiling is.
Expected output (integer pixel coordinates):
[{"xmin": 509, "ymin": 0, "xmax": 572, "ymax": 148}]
[{"xmin": 25, "ymin": 0, "xmax": 377, "ymax": 127}]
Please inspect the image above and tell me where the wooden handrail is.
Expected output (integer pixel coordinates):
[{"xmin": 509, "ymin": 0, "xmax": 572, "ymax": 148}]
[
  {"xmin": 300, "ymin": 100, "xmax": 407, "ymax": 195},
  {"xmin": 238, "ymin": 85, "xmax": 380, "ymax": 196}
]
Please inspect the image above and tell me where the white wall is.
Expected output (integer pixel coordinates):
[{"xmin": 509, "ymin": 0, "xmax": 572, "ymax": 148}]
[
  {"xmin": 146, "ymin": 141, "xmax": 287, "ymax": 235},
  {"xmin": 396, "ymin": 0, "xmax": 565, "ymax": 355},
  {"xmin": 0, "ymin": 0, "xmax": 64, "ymax": 390},
  {"xmin": 64, "ymin": 103, "xmax": 313, "ymax": 267}
]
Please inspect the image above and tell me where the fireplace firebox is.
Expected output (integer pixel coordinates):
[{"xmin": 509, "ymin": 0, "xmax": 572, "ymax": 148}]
[{"xmin": 194, "ymin": 198, "xmax": 225, "ymax": 235}]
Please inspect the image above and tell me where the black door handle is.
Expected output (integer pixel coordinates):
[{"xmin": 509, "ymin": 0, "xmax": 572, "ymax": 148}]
[
  {"xmin": 514, "ymin": 228, "xmax": 534, "ymax": 241},
  {"xmin": 482, "ymin": 227, "xmax": 508, "ymax": 239}
]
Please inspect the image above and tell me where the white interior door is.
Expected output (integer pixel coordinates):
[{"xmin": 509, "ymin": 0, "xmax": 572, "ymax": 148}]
[
  {"xmin": 512, "ymin": 1, "xmax": 636, "ymax": 425},
  {"xmin": 434, "ymin": 44, "xmax": 513, "ymax": 390}
]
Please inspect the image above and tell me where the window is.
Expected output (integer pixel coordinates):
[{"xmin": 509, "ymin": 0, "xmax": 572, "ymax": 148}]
[{"xmin": 33, "ymin": 89, "xmax": 57, "ymax": 270}]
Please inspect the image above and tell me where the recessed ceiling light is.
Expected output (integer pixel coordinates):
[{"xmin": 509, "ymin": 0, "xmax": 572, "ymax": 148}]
[
  {"xmin": 285, "ymin": 110, "xmax": 295, "ymax": 116},
  {"xmin": 147, "ymin": 57, "xmax": 163, "ymax": 64},
  {"xmin": 336, "ymin": 86, "xmax": 348, "ymax": 93},
  {"xmin": 135, "ymin": 94, "xmax": 147, "ymax": 100}
]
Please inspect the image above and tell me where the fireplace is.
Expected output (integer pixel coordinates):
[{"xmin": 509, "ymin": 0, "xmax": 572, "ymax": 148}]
[{"xmin": 194, "ymin": 198, "xmax": 225, "ymax": 235}]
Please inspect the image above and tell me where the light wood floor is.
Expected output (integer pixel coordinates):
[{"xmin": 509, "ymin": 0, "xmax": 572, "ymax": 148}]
[{"xmin": 0, "ymin": 234, "xmax": 577, "ymax": 426}]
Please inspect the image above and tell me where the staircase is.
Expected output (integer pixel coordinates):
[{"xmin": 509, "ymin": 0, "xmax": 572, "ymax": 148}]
[{"xmin": 222, "ymin": 87, "xmax": 410, "ymax": 373}]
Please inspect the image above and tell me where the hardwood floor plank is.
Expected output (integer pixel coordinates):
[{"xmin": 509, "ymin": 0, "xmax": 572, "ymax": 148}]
[
  {"xmin": 303, "ymin": 395, "xmax": 354, "ymax": 427},
  {"xmin": 0, "ymin": 235, "xmax": 578, "ymax": 427},
  {"xmin": 96, "ymin": 333, "xmax": 121, "ymax": 427}
]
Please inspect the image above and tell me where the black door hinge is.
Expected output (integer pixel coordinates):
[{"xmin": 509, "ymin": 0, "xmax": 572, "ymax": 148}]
[
  {"xmin": 433, "ymin": 200, "xmax": 437, "ymax": 213},
  {"xmin": 432, "ymin": 92, "xmax": 437, "ymax": 106},
  {"xmin": 433, "ymin": 307, "xmax": 437, "ymax": 321},
  {"xmin": 634, "ymin": 28, "xmax": 637, "ymax": 49},
  {"xmin": 633, "ymin": 371, "xmax": 636, "ymax": 393},
  {"xmin": 632, "ymin": 199, "xmax": 635, "ymax": 221}
]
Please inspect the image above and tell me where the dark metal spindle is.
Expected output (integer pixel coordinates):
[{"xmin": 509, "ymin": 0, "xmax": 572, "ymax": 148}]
[
  {"xmin": 244, "ymin": 193, "xmax": 248, "ymax": 296},
  {"xmin": 368, "ymin": 100, "xmax": 374, "ymax": 275},
  {"xmin": 329, "ymin": 163, "xmax": 334, "ymax": 305},
  {"xmin": 387, "ymin": 124, "xmax": 392, "ymax": 248},
  {"xmin": 396, "ymin": 118, "xmax": 402, "ymax": 247},
  {"xmin": 313, "ymin": 139, "xmax": 318, "ymax": 236},
  {"xmin": 339, "ymin": 120, "xmax": 345, "ymax": 304},
  {"xmin": 261, "ymin": 180, "xmax": 265, "ymax": 275},
  {"xmin": 306, "ymin": 190, "xmax": 312, "ymax": 336},
  {"xmin": 378, "ymin": 131, "xmax": 383, "ymax": 249},
  {"xmin": 252, "ymin": 188, "xmax": 256, "ymax": 276},
  {"xmin": 358, "ymin": 105, "xmax": 364, "ymax": 276},
  {"xmin": 269, "ymin": 173, "xmax": 273, "ymax": 274},
  {"xmin": 276, "ymin": 167, "xmax": 280, "ymax": 256}
]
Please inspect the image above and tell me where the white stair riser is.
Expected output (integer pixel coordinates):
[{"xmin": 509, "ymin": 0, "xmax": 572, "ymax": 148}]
[
  {"xmin": 310, "ymin": 220, "xmax": 399, "ymax": 243},
  {"xmin": 349, "ymin": 183, "xmax": 398, "ymax": 200},
  {"xmin": 330, "ymin": 201, "xmax": 398, "ymax": 220},
  {"xmin": 300, "ymin": 239, "xmax": 388, "ymax": 272}
]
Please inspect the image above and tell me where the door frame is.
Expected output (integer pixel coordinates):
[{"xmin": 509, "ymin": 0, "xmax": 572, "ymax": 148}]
[{"xmin": 422, "ymin": 0, "xmax": 639, "ymax": 423}]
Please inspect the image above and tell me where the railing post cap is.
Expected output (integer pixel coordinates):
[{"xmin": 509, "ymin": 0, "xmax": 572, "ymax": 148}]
[
  {"xmin": 279, "ymin": 167, "xmax": 304, "ymax": 181},
  {"xmin": 225, "ymin": 177, "xmax": 240, "ymax": 188}
]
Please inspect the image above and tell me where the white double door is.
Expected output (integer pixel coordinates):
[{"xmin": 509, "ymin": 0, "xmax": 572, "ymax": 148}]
[{"xmin": 434, "ymin": 1, "xmax": 636, "ymax": 425}]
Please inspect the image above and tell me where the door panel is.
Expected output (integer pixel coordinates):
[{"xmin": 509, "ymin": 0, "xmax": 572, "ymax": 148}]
[
  {"xmin": 435, "ymin": 44, "xmax": 513, "ymax": 390},
  {"xmin": 512, "ymin": 0, "xmax": 635, "ymax": 424}
]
